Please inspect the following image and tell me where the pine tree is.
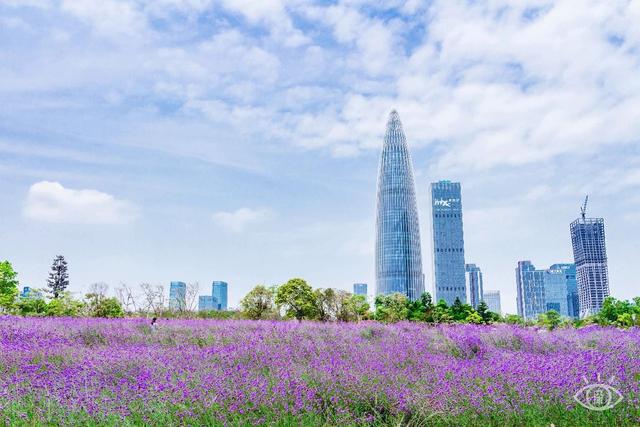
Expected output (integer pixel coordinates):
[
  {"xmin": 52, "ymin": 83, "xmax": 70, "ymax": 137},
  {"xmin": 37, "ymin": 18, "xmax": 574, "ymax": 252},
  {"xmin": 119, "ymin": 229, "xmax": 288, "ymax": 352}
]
[
  {"xmin": 47, "ymin": 255, "xmax": 69, "ymax": 299},
  {"xmin": 477, "ymin": 300, "xmax": 492, "ymax": 324}
]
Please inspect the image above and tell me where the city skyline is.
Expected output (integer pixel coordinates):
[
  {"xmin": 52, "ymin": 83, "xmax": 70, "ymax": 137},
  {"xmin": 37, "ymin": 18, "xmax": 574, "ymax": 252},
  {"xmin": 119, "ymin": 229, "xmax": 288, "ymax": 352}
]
[{"xmin": 1, "ymin": 1, "xmax": 638, "ymax": 314}]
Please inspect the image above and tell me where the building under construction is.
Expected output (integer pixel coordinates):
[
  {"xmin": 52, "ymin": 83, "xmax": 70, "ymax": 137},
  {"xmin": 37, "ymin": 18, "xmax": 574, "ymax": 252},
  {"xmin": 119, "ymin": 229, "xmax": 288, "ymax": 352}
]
[{"xmin": 570, "ymin": 197, "xmax": 610, "ymax": 318}]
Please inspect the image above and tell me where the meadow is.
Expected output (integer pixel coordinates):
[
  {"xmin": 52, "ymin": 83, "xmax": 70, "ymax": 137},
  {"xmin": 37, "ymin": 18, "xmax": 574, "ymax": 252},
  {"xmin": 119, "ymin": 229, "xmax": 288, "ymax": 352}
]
[{"xmin": 0, "ymin": 317, "xmax": 638, "ymax": 426}]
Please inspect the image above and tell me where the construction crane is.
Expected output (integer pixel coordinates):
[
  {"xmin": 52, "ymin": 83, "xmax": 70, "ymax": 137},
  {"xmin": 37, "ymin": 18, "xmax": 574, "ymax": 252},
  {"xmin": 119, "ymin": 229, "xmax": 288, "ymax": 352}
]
[{"xmin": 580, "ymin": 195, "xmax": 588, "ymax": 220}]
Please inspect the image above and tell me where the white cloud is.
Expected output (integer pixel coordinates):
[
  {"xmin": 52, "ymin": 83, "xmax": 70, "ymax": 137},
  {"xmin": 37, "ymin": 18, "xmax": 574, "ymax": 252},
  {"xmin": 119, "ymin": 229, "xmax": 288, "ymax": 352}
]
[
  {"xmin": 24, "ymin": 181, "xmax": 139, "ymax": 224},
  {"xmin": 3, "ymin": 0, "xmax": 640, "ymax": 170},
  {"xmin": 220, "ymin": 0, "xmax": 310, "ymax": 47},
  {"xmin": 61, "ymin": 0, "xmax": 148, "ymax": 40},
  {"xmin": 211, "ymin": 207, "xmax": 272, "ymax": 232}
]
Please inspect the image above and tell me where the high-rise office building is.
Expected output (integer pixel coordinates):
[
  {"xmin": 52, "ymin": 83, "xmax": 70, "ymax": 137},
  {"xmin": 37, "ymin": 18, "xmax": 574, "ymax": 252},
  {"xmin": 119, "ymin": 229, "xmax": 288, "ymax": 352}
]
[
  {"xmin": 353, "ymin": 283, "xmax": 368, "ymax": 296},
  {"xmin": 543, "ymin": 266, "xmax": 570, "ymax": 317},
  {"xmin": 169, "ymin": 281, "xmax": 187, "ymax": 310},
  {"xmin": 570, "ymin": 210, "xmax": 609, "ymax": 318},
  {"xmin": 515, "ymin": 261, "xmax": 546, "ymax": 320},
  {"xmin": 549, "ymin": 263, "xmax": 579, "ymax": 318},
  {"xmin": 431, "ymin": 181, "xmax": 466, "ymax": 304},
  {"xmin": 198, "ymin": 295, "xmax": 215, "ymax": 311},
  {"xmin": 375, "ymin": 110, "xmax": 424, "ymax": 301},
  {"xmin": 483, "ymin": 290, "xmax": 501, "ymax": 314},
  {"xmin": 465, "ymin": 264, "xmax": 483, "ymax": 309},
  {"xmin": 212, "ymin": 281, "xmax": 228, "ymax": 311}
]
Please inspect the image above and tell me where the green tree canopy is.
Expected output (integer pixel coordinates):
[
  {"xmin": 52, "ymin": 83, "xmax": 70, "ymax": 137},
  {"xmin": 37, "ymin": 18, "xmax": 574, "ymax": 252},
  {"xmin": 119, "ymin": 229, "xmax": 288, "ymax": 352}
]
[
  {"xmin": 46, "ymin": 292, "xmax": 84, "ymax": 317},
  {"xmin": 450, "ymin": 297, "xmax": 474, "ymax": 322},
  {"xmin": 374, "ymin": 293, "xmax": 409, "ymax": 323},
  {"xmin": 240, "ymin": 285, "xmax": 277, "ymax": 320},
  {"xmin": 597, "ymin": 297, "xmax": 640, "ymax": 327},
  {"xmin": 538, "ymin": 309, "xmax": 562, "ymax": 330},
  {"xmin": 0, "ymin": 260, "xmax": 19, "ymax": 311},
  {"xmin": 476, "ymin": 301, "xmax": 499, "ymax": 324},
  {"xmin": 85, "ymin": 293, "xmax": 124, "ymax": 318},
  {"xmin": 338, "ymin": 294, "xmax": 370, "ymax": 322},
  {"xmin": 407, "ymin": 292, "xmax": 434, "ymax": 322},
  {"xmin": 275, "ymin": 278, "xmax": 317, "ymax": 320},
  {"xmin": 14, "ymin": 298, "xmax": 47, "ymax": 316}
]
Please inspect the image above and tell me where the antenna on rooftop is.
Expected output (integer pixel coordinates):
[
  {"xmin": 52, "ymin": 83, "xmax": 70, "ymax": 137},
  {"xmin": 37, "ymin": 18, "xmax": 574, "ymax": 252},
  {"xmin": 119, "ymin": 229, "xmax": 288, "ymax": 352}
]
[{"xmin": 580, "ymin": 195, "xmax": 588, "ymax": 221}]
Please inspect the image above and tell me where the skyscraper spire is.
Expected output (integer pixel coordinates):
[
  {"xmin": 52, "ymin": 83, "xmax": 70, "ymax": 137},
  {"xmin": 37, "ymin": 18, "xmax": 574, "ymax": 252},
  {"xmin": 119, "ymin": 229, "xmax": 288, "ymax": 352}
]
[{"xmin": 375, "ymin": 110, "xmax": 424, "ymax": 301}]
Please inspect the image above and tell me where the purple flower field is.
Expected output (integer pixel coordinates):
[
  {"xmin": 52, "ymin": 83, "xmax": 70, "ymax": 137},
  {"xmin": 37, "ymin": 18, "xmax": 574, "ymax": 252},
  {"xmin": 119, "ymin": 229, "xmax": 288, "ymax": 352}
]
[{"xmin": 1, "ymin": 317, "xmax": 639, "ymax": 426}]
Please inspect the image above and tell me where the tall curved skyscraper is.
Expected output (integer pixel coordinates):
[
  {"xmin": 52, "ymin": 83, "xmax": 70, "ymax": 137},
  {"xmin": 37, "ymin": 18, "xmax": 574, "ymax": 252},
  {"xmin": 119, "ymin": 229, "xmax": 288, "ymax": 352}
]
[{"xmin": 375, "ymin": 110, "xmax": 424, "ymax": 300}]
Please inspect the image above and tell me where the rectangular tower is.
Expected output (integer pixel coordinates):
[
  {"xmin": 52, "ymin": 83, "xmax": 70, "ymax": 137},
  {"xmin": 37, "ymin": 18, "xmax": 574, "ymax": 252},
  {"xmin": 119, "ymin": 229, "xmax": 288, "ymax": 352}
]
[
  {"xmin": 169, "ymin": 281, "xmax": 187, "ymax": 311},
  {"xmin": 198, "ymin": 295, "xmax": 214, "ymax": 311},
  {"xmin": 543, "ymin": 266, "xmax": 570, "ymax": 317},
  {"xmin": 549, "ymin": 263, "xmax": 579, "ymax": 318},
  {"xmin": 515, "ymin": 261, "xmax": 545, "ymax": 320},
  {"xmin": 212, "ymin": 281, "xmax": 228, "ymax": 311},
  {"xmin": 430, "ymin": 181, "xmax": 466, "ymax": 304},
  {"xmin": 353, "ymin": 283, "xmax": 368, "ymax": 296},
  {"xmin": 570, "ymin": 216, "xmax": 609, "ymax": 318},
  {"xmin": 482, "ymin": 290, "xmax": 501, "ymax": 314},
  {"xmin": 465, "ymin": 264, "xmax": 483, "ymax": 309}
]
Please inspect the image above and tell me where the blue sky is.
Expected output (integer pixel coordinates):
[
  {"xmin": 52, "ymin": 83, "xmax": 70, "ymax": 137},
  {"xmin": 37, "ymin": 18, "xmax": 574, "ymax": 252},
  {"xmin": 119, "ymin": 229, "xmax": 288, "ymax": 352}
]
[{"xmin": 1, "ymin": 0, "xmax": 639, "ymax": 313}]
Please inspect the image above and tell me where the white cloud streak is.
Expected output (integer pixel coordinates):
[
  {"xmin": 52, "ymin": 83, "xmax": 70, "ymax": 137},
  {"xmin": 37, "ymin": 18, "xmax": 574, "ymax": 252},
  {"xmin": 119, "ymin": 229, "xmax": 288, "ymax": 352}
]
[
  {"xmin": 23, "ymin": 181, "xmax": 139, "ymax": 224},
  {"xmin": 211, "ymin": 207, "xmax": 272, "ymax": 232}
]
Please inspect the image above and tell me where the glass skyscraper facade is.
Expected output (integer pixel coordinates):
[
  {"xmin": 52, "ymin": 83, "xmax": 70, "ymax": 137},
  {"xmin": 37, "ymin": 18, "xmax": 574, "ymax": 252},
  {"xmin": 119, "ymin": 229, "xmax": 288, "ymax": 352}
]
[
  {"xmin": 430, "ymin": 181, "xmax": 466, "ymax": 305},
  {"xmin": 198, "ymin": 295, "xmax": 215, "ymax": 311},
  {"xmin": 483, "ymin": 290, "xmax": 501, "ymax": 314},
  {"xmin": 465, "ymin": 264, "xmax": 483, "ymax": 309},
  {"xmin": 169, "ymin": 281, "xmax": 186, "ymax": 310},
  {"xmin": 515, "ymin": 261, "xmax": 546, "ymax": 320},
  {"xmin": 212, "ymin": 281, "xmax": 228, "ymax": 311},
  {"xmin": 570, "ymin": 216, "xmax": 609, "ymax": 318},
  {"xmin": 543, "ymin": 267, "xmax": 570, "ymax": 317},
  {"xmin": 549, "ymin": 263, "xmax": 579, "ymax": 318},
  {"xmin": 353, "ymin": 283, "xmax": 368, "ymax": 296},
  {"xmin": 375, "ymin": 110, "xmax": 424, "ymax": 301}
]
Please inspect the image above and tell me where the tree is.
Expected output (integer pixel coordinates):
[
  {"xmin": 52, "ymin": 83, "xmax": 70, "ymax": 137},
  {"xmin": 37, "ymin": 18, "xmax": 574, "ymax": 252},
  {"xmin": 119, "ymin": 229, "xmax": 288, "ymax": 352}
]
[
  {"xmin": 432, "ymin": 299, "xmax": 453, "ymax": 323},
  {"xmin": 15, "ymin": 298, "xmax": 47, "ymax": 316},
  {"xmin": 466, "ymin": 311, "xmax": 483, "ymax": 324},
  {"xmin": 596, "ymin": 296, "xmax": 639, "ymax": 326},
  {"xmin": 0, "ymin": 260, "xmax": 19, "ymax": 311},
  {"xmin": 538, "ymin": 310, "xmax": 562, "ymax": 330},
  {"xmin": 185, "ymin": 282, "xmax": 200, "ymax": 313},
  {"xmin": 374, "ymin": 293, "xmax": 409, "ymax": 323},
  {"xmin": 46, "ymin": 292, "xmax": 84, "ymax": 316},
  {"xmin": 140, "ymin": 283, "xmax": 166, "ymax": 316},
  {"xmin": 115, "ymin": 283, "xmax": 138, "ymax": 314},
  {"xmin": 449, "ymin": 297, "xmax": 474, "ymax": 322},
  {"xmin": 476, "ymin": 301, "xmax": 499, "ymax": 324},
  {"xmin": 338, "ymin": 294, "xmax": 370, "ymax": 322},
  {"xmin": 408, "ymin": 292, "xmax": 434, "ymax": 321},
  {"xmin": 85, "ymin": 292, "xmax": 124, "ymax": 318},
  {"xmin": 275, "ymin": 278, "xmax": 318, "ymax": 320},
  {"xmin": 240, "ymin": 285, "xmax": 277, "ymax": 320},
  {"xmin": 315, "ymin": 288, "xmax": 340, "ymax": 321},
  {"xmin": 503, "ymin": 314, "xmax": 524, "ymax": 325},
  {"xmin": 47, "ymin": 255, "xmax": 69, "ymax": 299}
]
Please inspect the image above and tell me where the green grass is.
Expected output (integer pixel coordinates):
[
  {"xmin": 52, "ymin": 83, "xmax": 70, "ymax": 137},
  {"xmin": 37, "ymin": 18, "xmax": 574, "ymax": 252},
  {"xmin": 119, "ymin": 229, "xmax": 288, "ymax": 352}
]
[{"xmin": 1, "ymin": 398, "xmax": 637, "ymax": 427}]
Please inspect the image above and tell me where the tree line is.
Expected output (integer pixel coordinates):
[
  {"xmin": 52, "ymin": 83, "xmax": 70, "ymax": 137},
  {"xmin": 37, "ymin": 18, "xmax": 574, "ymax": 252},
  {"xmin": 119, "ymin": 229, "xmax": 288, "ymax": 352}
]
[
  {"xmin": 241, "ymin": 279, "xmax": 640, "ymax": 329},
  {"xmin": 2, "ymin": 259, "xmax": 639, "ymax": 328}
]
